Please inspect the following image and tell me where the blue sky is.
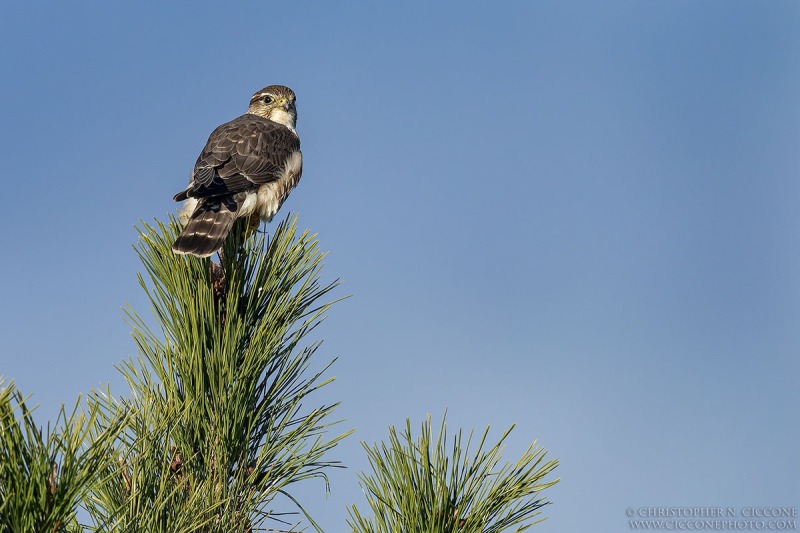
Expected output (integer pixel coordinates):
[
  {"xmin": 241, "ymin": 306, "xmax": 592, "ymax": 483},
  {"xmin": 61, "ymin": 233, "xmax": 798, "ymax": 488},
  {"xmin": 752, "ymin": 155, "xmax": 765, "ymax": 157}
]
[{"xmin": 1, "ymin": 1, "xmax": 798, "ymax": 530}]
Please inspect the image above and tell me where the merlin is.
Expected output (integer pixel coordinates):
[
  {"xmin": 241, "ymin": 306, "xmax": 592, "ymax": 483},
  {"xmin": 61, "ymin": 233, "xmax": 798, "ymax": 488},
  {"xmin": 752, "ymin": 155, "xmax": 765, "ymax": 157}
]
[{"xmin": 172, "ymin": 85, "xmax": 303, "ymax": 257}]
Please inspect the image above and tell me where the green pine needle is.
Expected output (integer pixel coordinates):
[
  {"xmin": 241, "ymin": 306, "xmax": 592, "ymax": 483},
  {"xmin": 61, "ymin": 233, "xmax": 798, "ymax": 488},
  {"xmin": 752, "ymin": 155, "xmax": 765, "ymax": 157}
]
[
  {"xmin": 0, "ymin": 379, "xmax": 124, "ymax": 533},
  {"xmin": 347, "ymin": 414, "xmax": 559, "ymax": 533},
  {"xmin": 84, "ymin": 215, "xmax": 352, "ymax": 532}
]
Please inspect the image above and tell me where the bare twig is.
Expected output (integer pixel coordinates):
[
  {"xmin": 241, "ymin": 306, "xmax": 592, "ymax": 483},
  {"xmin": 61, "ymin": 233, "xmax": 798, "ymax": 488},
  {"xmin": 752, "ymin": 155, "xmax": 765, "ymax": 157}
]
[
  {"xmin": 48, "ymin": 462, "xmax": 58, "ymax": 496},
  {"xmin": 118, "ymin": 456, "xmax": 131, "ymax": 493}
]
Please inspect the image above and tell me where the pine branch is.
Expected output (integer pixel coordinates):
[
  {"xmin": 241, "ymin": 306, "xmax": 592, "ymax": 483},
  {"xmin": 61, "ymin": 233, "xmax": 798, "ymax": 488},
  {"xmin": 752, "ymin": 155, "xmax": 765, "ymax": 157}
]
[
  {"xmin": 0, "ymin": 379, "xmax": 124, "ymax": 533},
  {"xmin": 85, "ymin": 214, "xmax": 351, "ymax": 532},
  {"xmin": 347, "ymin": 414, "xmax": 559, "ymax": 533}
]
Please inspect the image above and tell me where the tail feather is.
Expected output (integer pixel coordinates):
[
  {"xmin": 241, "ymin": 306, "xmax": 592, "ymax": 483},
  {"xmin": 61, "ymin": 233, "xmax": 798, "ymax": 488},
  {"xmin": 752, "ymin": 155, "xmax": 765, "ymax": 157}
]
[{"xmin": 172, "ymin": 198, "xmax": 239, "ymax": 257}]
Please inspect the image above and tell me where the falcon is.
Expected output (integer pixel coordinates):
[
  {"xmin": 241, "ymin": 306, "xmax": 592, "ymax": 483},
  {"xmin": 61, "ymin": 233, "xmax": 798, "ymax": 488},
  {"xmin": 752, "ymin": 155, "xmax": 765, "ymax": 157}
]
[{"xmin": 172, "ymin": 85, "xmax": 303, "ymax": 257}]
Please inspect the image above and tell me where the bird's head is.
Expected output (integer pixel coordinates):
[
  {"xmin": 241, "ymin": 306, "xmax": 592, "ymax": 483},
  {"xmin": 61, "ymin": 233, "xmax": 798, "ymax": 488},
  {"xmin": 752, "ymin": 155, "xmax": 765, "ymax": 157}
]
[{"xmin": 247, "ymin": 85, "xmax": 297, "ymax": 131}]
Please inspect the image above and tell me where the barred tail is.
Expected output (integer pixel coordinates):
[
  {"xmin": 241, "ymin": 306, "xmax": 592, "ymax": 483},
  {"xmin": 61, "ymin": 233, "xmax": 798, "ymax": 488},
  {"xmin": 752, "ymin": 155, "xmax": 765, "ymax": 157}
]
[{"xmin": 172, "ymin": 198, "xmax": 239, "ymax": 258}]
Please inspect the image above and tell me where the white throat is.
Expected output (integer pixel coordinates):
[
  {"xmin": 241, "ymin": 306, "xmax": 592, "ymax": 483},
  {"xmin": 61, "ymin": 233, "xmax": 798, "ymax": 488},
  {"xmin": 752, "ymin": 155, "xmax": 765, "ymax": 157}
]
[{"xmin": 269, "ymin": 109, "xmax": 297, "ymax": 134}]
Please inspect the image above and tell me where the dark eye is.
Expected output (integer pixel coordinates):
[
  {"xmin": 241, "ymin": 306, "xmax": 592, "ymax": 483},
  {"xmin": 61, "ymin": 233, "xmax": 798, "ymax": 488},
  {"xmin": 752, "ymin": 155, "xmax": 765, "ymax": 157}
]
[{"xmin": 263, "ymin": 95, "xmax": 273, "ymax": 104}]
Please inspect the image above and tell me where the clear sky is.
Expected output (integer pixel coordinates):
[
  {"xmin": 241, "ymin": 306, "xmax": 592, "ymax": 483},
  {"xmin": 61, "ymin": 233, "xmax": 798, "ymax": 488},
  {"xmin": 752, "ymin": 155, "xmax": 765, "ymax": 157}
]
[{"xmin": 1, "ymin": 1, "xmax": 798, "ymax": 531}]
